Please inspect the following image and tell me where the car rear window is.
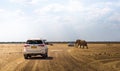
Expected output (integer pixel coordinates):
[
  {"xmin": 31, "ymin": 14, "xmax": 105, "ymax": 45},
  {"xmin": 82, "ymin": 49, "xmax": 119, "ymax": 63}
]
[{"xmin": 26, "ymin": 40, "xmax": 43, "ymax": 44}]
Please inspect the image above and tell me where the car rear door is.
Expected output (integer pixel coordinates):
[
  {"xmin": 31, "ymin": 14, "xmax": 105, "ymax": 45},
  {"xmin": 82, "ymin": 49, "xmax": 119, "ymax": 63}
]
[{"xmin": 25, "ymin": 40, "xmax": 45, "ymax": 53}]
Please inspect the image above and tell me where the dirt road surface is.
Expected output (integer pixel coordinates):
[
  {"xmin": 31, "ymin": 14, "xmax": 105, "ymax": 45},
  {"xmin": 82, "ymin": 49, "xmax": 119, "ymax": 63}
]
[{"xmin": 0, "ymin": 43, "xmax": 120, "ymax": 71}]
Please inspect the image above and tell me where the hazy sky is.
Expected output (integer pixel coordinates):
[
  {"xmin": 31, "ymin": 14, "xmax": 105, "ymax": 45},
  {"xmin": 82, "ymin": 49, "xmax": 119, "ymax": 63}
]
[{"xmin": 0, "ymin": 0, "xmax": 120, "ymax": 42}]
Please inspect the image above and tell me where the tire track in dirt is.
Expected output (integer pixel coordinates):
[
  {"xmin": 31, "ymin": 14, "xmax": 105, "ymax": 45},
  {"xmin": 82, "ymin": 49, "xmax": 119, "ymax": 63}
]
[
  {"xmin": 16, "ymin": 47, "xmax": 92, "ymax": 71},
  {"xmin": 48, "ymin": 47, "xmax": 95, "ymax": 71},
  {"xmin": 0, "ymin": 57, "xmax": 25, "ymax": 71},
  {"xmin": 13, "ymin": 49, "xmax": 64, "ymax": 71},
  {"xmin": 86, "ymin": 58, "xmax": 120, "ymax": 71},
  {"xmin": 22, "ymin": 60, "xmax": 37, "ymax": 71},
  {"xmin": 2, "ymin": 44, "xmax": 120, "ymax": 71},
  {"xmin": 15, "ymin": 59, "xmax": 49, "ymax": 71},
  {"xmin": 104, "ymin": 60, "xmax": 120, "ymax": 71},
  {"xmin": 68, "ymin": 49, "xmax": 98, "ymax": 71},
  {"xmin": 1, "ymin": 44, "xmax": 120, "ymax": 71},
  {"xmin": 14, "ymin": 60, "xmax": 29, "ymax": 71},
  {"xmin": 16, "ymin": 47, "xmax": 96, "ymax": 71}
]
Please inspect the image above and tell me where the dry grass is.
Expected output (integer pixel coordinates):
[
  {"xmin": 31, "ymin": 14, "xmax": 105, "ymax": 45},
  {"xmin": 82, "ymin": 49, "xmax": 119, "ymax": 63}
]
[
  {"xmin": 0, "ymin": 43, "xmax": 120, "ymax": 71},
  {"xmin": 70, "ymin": 43, "xmax": 120, "ymax": 71}
]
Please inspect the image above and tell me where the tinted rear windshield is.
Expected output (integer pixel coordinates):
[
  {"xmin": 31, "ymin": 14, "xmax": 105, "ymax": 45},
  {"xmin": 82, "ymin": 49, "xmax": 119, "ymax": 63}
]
[{"xmin": 26, "ymin": 40, "xmax": 43, "ymax": 44}]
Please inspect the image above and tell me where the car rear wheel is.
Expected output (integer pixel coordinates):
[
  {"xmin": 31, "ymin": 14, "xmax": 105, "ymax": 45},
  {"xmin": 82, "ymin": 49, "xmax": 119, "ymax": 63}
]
[
  {"xmin": 24, "ymin": 54, "xmax": 28, "ymax": 59},
  {"xmin": 42, "ymin": 53, "xmax": 48, "ymax": 59},
  {"xmin": 28, "ymin": 55, "xmax": 31, "ymax": 58}
]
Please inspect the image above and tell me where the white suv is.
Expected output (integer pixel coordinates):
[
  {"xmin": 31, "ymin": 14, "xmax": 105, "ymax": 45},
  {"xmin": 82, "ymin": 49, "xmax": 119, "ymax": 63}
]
[{"xmin": 23, "ymin": 39, "xmax": 48, "ymax": 59}]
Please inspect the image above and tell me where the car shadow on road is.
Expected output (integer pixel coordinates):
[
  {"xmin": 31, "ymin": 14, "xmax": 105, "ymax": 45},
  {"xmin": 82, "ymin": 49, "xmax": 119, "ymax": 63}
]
[{"xmin": 28, "ymin": 56, "xmax": 53, "ymax": 60}]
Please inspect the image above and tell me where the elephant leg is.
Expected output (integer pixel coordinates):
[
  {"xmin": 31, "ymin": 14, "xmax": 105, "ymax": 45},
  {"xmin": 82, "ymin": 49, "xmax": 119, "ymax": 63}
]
[
  {"xmin": 81, "ymin": 45, "xmax": 83, "ymax": 49},
  {"xmin": 80, "ymin": 45, "xmax": 82, "ymax": 48},
  {"xmin": 86, "ymin": 46, "xmax": 88, "ymax": 49},
  {"xmin": 75, "ymin": 44, "xmax": 78, "ymax": 48},
  {"xmin": 77, "ymin": 45, "xmax": 79, "ymax": 48}
]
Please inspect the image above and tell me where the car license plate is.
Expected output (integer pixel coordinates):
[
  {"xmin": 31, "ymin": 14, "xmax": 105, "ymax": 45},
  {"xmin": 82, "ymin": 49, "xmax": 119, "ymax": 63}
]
[{"xmin": 31, "ymin": 46, "xmax": 37, "ymax": 48}]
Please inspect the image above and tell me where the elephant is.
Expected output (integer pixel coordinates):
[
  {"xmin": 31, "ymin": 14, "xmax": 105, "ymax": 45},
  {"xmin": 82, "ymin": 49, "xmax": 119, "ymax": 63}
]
[{"xmin": 75, "ymin": 39, "xmax": 88, "ymax": 49}]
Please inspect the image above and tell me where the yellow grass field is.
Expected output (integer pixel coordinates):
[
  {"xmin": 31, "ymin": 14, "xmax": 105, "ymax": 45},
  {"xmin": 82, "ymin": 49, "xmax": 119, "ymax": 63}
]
[{"xmin": 0, "ymin": 43, "xmax": 120, "ymax": 71}]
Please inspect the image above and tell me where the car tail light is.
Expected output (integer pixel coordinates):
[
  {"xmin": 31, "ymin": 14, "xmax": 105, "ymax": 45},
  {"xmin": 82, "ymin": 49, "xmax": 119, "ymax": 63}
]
[
  {"xmin": 24, "ymin": 44, "xmax": 30, "ymax": 47},
  {"xmin": 38, "ymin": 44, "xmax": 45, "ymax": 47}
]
